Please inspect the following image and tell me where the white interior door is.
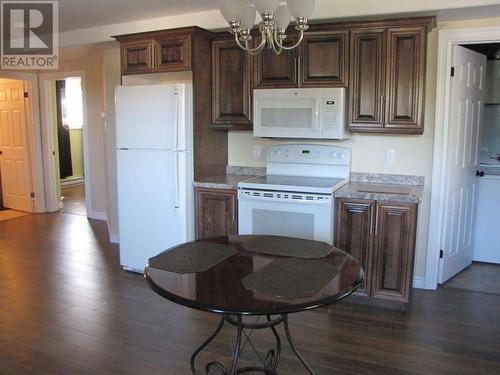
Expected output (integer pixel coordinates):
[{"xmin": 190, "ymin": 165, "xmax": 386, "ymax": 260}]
[
  {"xmin": 439, "ymin": 46, "xmax": 486, "ymax": 284},
  {"xmin": 0, "ymin": 79, "xmax": 33, "ymax": 212}
]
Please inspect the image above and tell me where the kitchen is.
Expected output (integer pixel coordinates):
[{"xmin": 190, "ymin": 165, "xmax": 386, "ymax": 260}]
[
  {"xmin": 2, "ymin": 1, "xmax": 500, "ymax": 374},
  {"xmin": 114, "ymin": 10, "xmax": 433, "ymax": 310}
]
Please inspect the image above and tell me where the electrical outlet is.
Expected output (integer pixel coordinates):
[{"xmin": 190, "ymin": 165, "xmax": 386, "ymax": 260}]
[
  {"xmin": 385, "ymin": 149, "xmax": 396, "ymax": 165},
  {"xmin": 254, "ymin": 145, "xmax": 262, "ymax": 160}
]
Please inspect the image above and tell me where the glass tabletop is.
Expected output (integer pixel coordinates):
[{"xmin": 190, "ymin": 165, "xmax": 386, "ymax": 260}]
[{"xmin": 144, "ymin": 235, "xmax": 363, "ymax": 316}]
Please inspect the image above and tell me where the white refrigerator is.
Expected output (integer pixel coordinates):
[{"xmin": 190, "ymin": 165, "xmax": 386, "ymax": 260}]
[{"xmin": 115, "ymin": 83, "xmax": 194, "ymax": 272}]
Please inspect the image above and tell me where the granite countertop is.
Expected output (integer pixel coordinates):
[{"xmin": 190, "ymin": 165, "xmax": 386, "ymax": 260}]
[
  {"xmin": 335, "ymin": 182, "xmax": 423, "ymax": 204},
  {"xmin": 194, "ymin": 174, "xmax": 258, "ymax": 190},
  {"xmin": 194, "ymin": 166, "xmax": 265, "ymax": 190}
]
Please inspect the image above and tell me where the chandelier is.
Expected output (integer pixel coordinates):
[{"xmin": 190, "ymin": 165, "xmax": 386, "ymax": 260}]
[{"xmin": 218, "ymin": 0, "xmax": 315, "ymax": 55}]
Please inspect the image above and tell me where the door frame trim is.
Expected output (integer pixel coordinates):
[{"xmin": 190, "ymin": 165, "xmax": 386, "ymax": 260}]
[
  {"xmin": 0, "ymin": 72, "xmax": 45, "ymax": 212},
  {"xmin": 38, "ymin": 71, "xmax": 92, "ymax": 217},
  {"xmin": 425, "ymin": 26, "xmax": 500, "ymax": 290}
]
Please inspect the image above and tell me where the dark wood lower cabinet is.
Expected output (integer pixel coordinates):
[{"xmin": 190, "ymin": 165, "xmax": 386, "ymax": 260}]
[
  {"xmin": 195, "ymin": 188, "xmax": 238, "ymax": 240},
  {"xmin": 335, "ymin": 199, "xmax": 375, "ymax": 295},
  {"xmin": 336, "ymin": 198, "xmax": 418, "ymax": 305}
]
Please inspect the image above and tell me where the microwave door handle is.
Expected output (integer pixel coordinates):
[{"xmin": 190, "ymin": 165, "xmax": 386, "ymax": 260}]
[{"xmin": 313, "ymin": 101, "xmax": 321, "ymax": 132}]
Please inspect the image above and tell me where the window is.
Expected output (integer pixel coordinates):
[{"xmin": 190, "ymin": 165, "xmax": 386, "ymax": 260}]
[{"xmin": 62, "ymin": 77, "xmax": 83, "ymax": 129}]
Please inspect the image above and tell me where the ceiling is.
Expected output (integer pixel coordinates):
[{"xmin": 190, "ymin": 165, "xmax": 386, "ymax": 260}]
[
  {"xmin": 59, "ymin": 0, "xmax": 218, "ymax": 32},
  {"xmin": 58, "ymin": 0, "xmax": 500, "ymax": 33}
]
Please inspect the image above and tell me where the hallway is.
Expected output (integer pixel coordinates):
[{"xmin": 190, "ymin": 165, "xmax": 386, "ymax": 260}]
[{"xmin": 60, "ymin": 184, "xmax": 87, "ymax": 216}]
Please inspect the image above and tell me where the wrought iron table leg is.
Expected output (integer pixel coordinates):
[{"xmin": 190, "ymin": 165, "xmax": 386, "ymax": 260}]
[
  {"xmin": 283, "ymin": 314, "xmax": 316, "ymax": 375},
  {"xmin": 191, "ymin": 316, "xmax": 225, "ymax": 374},
  {"xmin": 265, "ymin": 315, "xmax": 281, "ymax": 372},
  {"xmin": 229, "ymin": 315, "xmax": 243, "ymax": 374}
]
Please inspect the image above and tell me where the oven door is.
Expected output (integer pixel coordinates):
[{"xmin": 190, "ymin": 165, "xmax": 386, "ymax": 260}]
[{"xmin": 238, "ymin": 190, "xmax": 334, "ymax": 245}]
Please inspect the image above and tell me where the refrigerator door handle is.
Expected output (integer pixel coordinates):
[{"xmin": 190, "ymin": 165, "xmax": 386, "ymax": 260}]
[
  {"xmin": 174, "ymin": 151, "xmax": 180, "ymax": 209},
  {"xmin": 173, "ymin": 92, "xmax": 181, "ymax": 209}
]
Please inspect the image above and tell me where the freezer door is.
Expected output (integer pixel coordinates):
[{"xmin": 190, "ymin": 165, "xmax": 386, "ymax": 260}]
[
  {"xmin": 116, "ymin": 84, "xmax": 182, "ymax": 150},
  {"xmin": 117, "ymin": 149, "xmax": 187, "ymax": 272}
]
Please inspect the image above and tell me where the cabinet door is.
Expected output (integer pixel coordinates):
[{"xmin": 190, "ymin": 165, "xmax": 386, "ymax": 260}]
[
  {"xmin": 155, "ymin": 35, "xmax": 191, "ymax": 72},
  {"xmin": 336, "ymin": 198, "xmax": 375, "ymax": 295},
  {"xmin": 385, "ymin": 27, "xmax": 426, "ymax": 133},
  {"xmin": 254, "ymin": 36, "xmax": 298, "ymax": 88},
  {"xmin": 372, "ymin": 202, "xmax": 417, "ymax": 302},
  {"xmin": 212, "ymin": 38, "xmax": 253, "ymax": 128},
  {"xmin": 349, "ymin": 29, "xmax": 386, "ymax": 130},
  {"xmin": 121, "ymin": 40, "xmax": 154, "ymax": 75},
  {"xmin": 195, "ymin": 188, "xmax": 238, "ymax": 240},
  {"xmin": 301, "ymin": 31, "xmax": 349, "ymax": 87}
]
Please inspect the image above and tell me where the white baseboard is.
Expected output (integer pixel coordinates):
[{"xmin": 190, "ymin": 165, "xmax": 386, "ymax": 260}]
[
  {"xmin": 61, "ymin": 178, "xmax": 84, "ymax": 187},
  {"xmin": 413, "ymin": 276, "xmax": 425, "ymax": 289},
  {"xmin": 88, "ymin": 210, "xmax": 107, "ymax": 221},
  {"xmin": 109, "ymin": 233, "xmax": 119, "ymax": 244}
]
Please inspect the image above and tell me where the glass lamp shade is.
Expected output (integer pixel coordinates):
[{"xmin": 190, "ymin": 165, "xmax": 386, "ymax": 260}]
[
  {"xmin": 287, "ymin": 0, "xmax": 315, "ymax": 18},
  {"xmin": 240, "ymin": 4, "xmax": 257, "ymax": 30},
  {"xmin": 275, "ymin": 5, "xmax": 291, "ymax": 30},
  {"xmin": 253, "ymin": 0, "xmax": 280, "ymax": 14},
  {"xmin": 218, "ymin": 0, "xmax": 247, "ymax": 22}
]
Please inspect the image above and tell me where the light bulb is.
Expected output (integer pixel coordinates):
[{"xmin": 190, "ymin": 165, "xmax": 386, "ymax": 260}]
[
  {"xmin": 287, "ymin": 0, "xmax": 315, "ymax": 19},
  {"xmin": 253, "ymin": 0, "xmax": 280, "ymax": 14},
  {"xmin": 240, "ymin": 4, "xmax": 257, "ymax": 30},
  {"xmin": 218, "ymin": 0, "xmax": 247, "ymax": 22},
  {"xmin": 275, "ymin": 4, "xmax": 291, "ymax": 29}
]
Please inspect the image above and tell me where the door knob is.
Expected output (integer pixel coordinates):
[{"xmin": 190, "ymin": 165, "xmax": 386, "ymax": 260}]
[{"xmin": 476, "ymin": 170, "xmax": 485, "ymax": 177}]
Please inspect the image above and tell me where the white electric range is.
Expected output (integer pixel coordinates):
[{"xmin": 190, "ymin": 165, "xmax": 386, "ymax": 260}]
[{"xmin": 238, "ymin": 144, "xmax": 351, "ymax": 245}]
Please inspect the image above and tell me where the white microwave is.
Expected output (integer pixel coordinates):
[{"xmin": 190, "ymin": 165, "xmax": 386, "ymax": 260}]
[{"xmin": 253, "ymin": 88, "xmax": 348, "ymax": 139}]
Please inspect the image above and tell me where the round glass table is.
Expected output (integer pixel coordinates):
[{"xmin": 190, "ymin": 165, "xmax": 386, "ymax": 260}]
[{"xmin": 144, "ymin": 235, "xmax": 363, "ymax": 375}]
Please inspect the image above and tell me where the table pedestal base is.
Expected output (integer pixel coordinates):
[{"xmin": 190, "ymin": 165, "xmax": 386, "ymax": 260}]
[{"xmin": 190, "ymin": 314, "xmax": 315, "ymax": 375}]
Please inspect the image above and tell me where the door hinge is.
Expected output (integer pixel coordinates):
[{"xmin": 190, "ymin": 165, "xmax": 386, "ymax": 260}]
[
  {"xmin": 30, "ymin": 192, "xmax": 35, "ymax": 198},
  {"xmin": 450, "ymin": 67, "xmax": 455, "ymax": 77},
  {"xmin": 24, "ymin": 92, "xmax": 29, "ymax": 98},
  {"xmin": 439, "ymin": 249, "xmax": 444, "ymax": 259}
]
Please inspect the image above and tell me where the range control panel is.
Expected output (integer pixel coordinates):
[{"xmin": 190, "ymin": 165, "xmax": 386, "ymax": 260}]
[{"xmin": 267, "ymin": 144, "xmax": 351, "ymax": 166}]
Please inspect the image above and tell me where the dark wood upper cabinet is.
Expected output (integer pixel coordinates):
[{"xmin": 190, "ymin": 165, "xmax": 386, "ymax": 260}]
[
  {"xmin": 348, "ymin": 20, "xmax": 432, "ymax": 134},
  {"xmin": 301, "ymin": 31, "xmax": 349, "ymax": 87},
  {"xmin": 155, "ymin": 34, "xmax": 191, "ymax": 72},
  {"xmin": 254, "ymin": 36, "xmax": 299, "ymax": 88},
  {"xmin": 212, "ymin": 38, "xmax": 253, "ymax": 129},
  {"xmin": 336, "ymin": 198, "xmax": 375, "ymax": 296},
  {"xmin": 120, "ymin": 40, "xmax": 154, "ymax": 75},
  {"xmin": 371, "ymin": 202, "xmax": 417, "ymax": 302},
  {"xmin": 195, "ymin": 188, "xmax": 238, "ymax": 240},
  {"xmin": 349, "ymin": 29, "xmax": 386, "ymax": 129},
  {"xmin": 384, "ymin": 27, "xmax": 426, "ymax": 132}
]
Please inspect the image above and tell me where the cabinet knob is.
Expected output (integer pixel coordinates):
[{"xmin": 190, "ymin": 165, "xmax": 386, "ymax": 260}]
[{"xmin": 476, "ymin": 170, "xmax": 485, "ymax": 177}]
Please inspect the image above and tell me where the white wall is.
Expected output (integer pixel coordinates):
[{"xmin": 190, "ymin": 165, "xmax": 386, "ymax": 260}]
[{"xmin": 104, "ymin": 48, "xmax": 122, "ymax": 241}]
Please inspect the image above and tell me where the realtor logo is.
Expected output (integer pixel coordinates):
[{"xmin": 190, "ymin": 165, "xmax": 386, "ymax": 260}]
[{"xmin": 1, "ymin": 1, "xmax": 59, "ymax": 69}]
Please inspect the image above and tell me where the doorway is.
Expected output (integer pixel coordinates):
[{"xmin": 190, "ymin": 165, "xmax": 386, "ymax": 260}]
[
  {"xmin": 0, "ymin": 78, "xmax": 34, "ymax": 214},
  {"xmin": 426, "ymin": 26, "xmax": 500, "ymax": 292},
  {"xmin": 52, "ymin": 77, "xmax": 87, "ymax": 216}
]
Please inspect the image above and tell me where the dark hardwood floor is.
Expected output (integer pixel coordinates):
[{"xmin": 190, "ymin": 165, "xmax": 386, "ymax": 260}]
[
  {"xmin": 1, "ymin": 213, "xmax": 499, "ymax": 374},
  {"xmin": 60, "ymin": 184, "xmax": 87, "ymax": 216}
]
